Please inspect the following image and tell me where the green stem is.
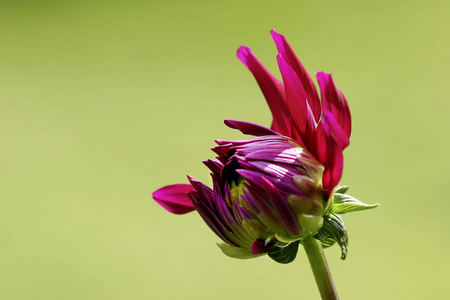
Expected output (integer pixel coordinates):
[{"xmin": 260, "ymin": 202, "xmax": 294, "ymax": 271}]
[{"xmin": 302, "ymin": 236, "xmax": 339, "ymax": 300}]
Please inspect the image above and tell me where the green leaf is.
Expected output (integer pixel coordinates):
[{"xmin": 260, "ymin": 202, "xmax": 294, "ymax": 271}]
[
  {"xmin": 319, "ymin": 237, "xmax": 336, "ymax": 248},
  {"xmin": 329, "ymin": 193, "xmax": 379, "ymax": 215},
  {"xmin": 335, "ymin": 186, "xmax": 350, "ymax": 194},
  {"xmin": 268, "ymin": 241, "xmax": 300, "ymax": 264},
  {"xmin": 314, "ymin": 214, "xmax": 348, "ymax": 260}
]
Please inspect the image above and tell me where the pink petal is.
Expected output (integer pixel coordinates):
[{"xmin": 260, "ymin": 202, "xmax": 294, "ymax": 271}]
[
  {"xmin": 262, "ymin": 176, "xmax": 301, "ymax": 236},
  {"xmin": 224, "ymin": 119, "xmax": 280, "ymax": 137},
  {"xmin": 277, "ymin": 55, "xmax": 307, "ymax": 133},
  {"xmin": 316, "ymin": 72, "xmax": 351, "ymax": 139},
  {"xmin": 321, "ymin": 111, "xmax": 350, "ymax": 149},
  {"xmin": 152, "ymin": 184, "xmax": 196, "ymax": 214},
  {"xmin": 237, "ymin": 46, "xmax": 291, "ymax": 136},
  {"xmin": 277, "ymin": 55, "xmax": 317, "ymax": 150},
  {"xmin": 315, "ymin": 112, "xmax": 348, "ymax": 195},
  {"xmin": 321, "ymin": 145, "xmax": 343, "ymax": 197},
  {"xmin": 315, "ymin": 120, "xmax": 327, "ymax": 165},
  {"xmin": 270, "ymin": 30, "xmax": 321, "ymax": 122},
  {"xmin": 304, "ymin": 101, "xmax": 317, "ymax": 154},
  {"xmin": 187, "ymin": 175, "xmax": 213, "ymax": 205}
]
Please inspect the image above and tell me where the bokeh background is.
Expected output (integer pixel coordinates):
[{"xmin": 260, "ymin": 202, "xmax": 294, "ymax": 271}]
[{"xmin": 1, "ymin": 0, "xmax": 449, "ymax": 299}]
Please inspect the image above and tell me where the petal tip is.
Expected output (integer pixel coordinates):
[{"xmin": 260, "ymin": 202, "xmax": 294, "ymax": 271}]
[
  {"xmin": 270, "ymin": 29, "xmax": 283, "ymax": 40},
  {"xmin": 152, "ymin": 184, "xmax": 196, "ymax": 215}
]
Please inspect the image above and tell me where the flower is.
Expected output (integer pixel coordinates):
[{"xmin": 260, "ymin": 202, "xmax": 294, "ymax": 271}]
[{"xmin": 152, "ymin": 30, "xmax": 352, "ymax": 260}]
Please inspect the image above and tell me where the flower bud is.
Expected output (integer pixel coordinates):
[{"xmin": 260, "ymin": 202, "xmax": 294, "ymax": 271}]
[{"xmin": 187, "ymin": 134, "xmax": 328, "ymax": 258}]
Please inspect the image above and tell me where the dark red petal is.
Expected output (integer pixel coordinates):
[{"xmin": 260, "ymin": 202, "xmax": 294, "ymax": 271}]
[
  {"xmin": 224, "ymin": 120, "xmax": 280, "ymax": 137},
  {"xmin": 237, "ymin": 46, "xmax": 291, "ymax": 136},
  {"xmin": 316, "ymin": 71, "xmax": 351, "ymax": 139},
  {"xmin": 270, "ymin": 30, "xmax": 321, "ymax": 122},
  {"xmin": 152, "ymin": 184, "xmax": 196, "ymax": 214},
  {"xmin": 251, "ymin": 239, "xmax": 273, "ymax": 255}
]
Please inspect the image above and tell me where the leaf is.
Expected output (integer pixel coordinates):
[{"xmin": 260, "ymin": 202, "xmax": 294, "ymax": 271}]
[
  {"xmin": 314, "ymin": 214, "xmax": 348, "ymax": 260},
  {"xmin": 335, "ymin": 186, "xmax": 349, "ymax": 194},
  {"xmin": 329, "ymin": 193, "xmax": 379, "ymax": 215},
  {"xmin": 319, "ymin": 237, "xmax": 336, "ymax": 248},
  {"xmin": 268, "ymin": 240, "xmax": 300, "ymax": 264}
]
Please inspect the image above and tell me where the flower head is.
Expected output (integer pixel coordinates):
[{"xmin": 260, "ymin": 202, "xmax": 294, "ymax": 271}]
[{"xmin": 153, "ymin": 30, "xmax": 360, "ymax": 261}]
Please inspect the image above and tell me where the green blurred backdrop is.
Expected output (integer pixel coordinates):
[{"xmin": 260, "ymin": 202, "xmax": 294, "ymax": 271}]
[{"xmin": 1, "ymin": 0, "xmax": 449, "ymax": 299}]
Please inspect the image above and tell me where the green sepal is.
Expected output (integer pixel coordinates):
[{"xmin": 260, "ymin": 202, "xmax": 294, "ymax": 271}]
[
  {"xmin": 268, "ymin": 240, "xmax": 300, "ymax": 264},
  {"xmin": 335, "ymin": 186, "xmax": 350, "ymax": 194},
  {"xmin": 217, "ymin": 243, "xmax": 263, "ymax": 259},
  {"xmin": 314, "ymin": 214, "xmax": 348, "ymax": 260},
  {"xmin": 329, "ymin": 193, "xmax": 379, "ymax": 215},
  {"xmin": 317, "ymin": 237, "xmax": 336, "ymax": 248}
]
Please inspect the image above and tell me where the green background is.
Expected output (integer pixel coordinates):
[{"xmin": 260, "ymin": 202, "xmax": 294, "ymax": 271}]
[{"xmin": 1, "ymin": 0, "xmax": 449, "ymax": 299}]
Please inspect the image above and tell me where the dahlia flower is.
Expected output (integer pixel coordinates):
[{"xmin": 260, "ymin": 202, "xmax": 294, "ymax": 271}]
[{"xmin": 152, "ymin": 30, "xmax": 377, "ymax": 264}]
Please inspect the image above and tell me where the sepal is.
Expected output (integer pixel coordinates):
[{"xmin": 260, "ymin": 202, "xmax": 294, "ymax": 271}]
[
  {"xmin": 329, "ymin": 192, "xmax": 379, "ymax": 215},
  {"xmin": 268, "ymin": 240, "xmax": 300, "ymax": 264},
  {"xmin": 217, "ymin": 243, "xmax": 264, "ymax": 259},
  {"xmin": 334, "ymin": 185, "xmax": 349, "ymax": 194},
  {"xmin": 314, "ymin": 214, "xmax": 348, "ymax": 260}
]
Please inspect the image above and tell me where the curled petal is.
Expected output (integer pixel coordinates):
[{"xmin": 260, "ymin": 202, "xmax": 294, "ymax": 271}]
[
  {"xmin": 152, "ymin": 184, "xmax": 196, "ymax": 214},
  {"xmin": 276, "ymin": 55, "xmax": 317, "ymax": 149},
  {"xmin": 270, "ymin": 29, "xmax": 321, "ymax": 122},
  {"xmin": 321, "ymin": 111, "xmax": 349, "ymax": 150},
  {"xmin": 315, "ymin": 112, "xmax": 348, "ymax": 195},
  {"xmin": 277, "ymin": 55, "xmax": 308, "ymax": 134},
  {"xmin": 316, "ymin": 71, "xmax": 351, "ymax": 139},
  {"xmin": 224, "ymin": 120, "xmax": 280, "ymax": 137},
  {"xmin": 237, "ymin": 46, "xmax": 291, "ymax": 136}
]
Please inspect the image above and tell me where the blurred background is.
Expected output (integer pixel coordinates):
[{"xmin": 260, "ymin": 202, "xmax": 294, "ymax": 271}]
[{"xmin": 1, "ymin": 0, "xmax": 449, "ymax": 299}]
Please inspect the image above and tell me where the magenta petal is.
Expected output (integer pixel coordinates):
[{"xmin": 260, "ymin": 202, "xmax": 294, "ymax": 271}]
[
  {"xmin": 270, "ymin": 29, "xmax": 321, "ymax": 122},
  {"xmin": 203, "ymin": 159, "xmax": 223, "ymax": 181},
  {"xmin": 303, "ymin": 101, "xmax": 317, "ymax": 154},
  {"xmin": 189, "ymin": 192, "xmax": 236, "ymax": 246},
  {"xmin": 237, "ymin": 46, "xmax": 291, "ymax": 136},
  {"xmin": 316, "ymin": 71, "xmax": 351, "ymax": 139},
  {"xmin": 224, "ymin": 120, "xmax": 280, "ymax": 137},
  {"xmin": 277, "ymin": 55, "xmax": 307, "ymax": 134},
  {"xmin": 315, "ymin": 112, "xmax": 348, "ymax": 195},
  {"xmin": 315, "ymin": 121, "xmax": 328, "ymax": 165},
  {"xmin": 187, "ymin": 175, "xmax": 213, "ymax": 205},
  {"xmin": 321, "ymin": 111, "xmax": 349, "ymax": 149},
  {"xmin": 152, "ymin": 184, "xmax": 196, "ymax": 214},
  {"xmin": 321, "ymin": 142, "xmax": 343, "ymax": 197},
  {"xmin": 261, "ymin": 177, "xmax": 300, "ymax": 236},
  {"xmin": 276, "ymin": 55, "xmax": 317, "ymax": 151}
]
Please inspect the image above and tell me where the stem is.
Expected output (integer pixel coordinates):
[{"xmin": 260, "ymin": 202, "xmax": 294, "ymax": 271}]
[{"xmin": 302, "ymin": 236, "xmax": 339, "ymax": 300}]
